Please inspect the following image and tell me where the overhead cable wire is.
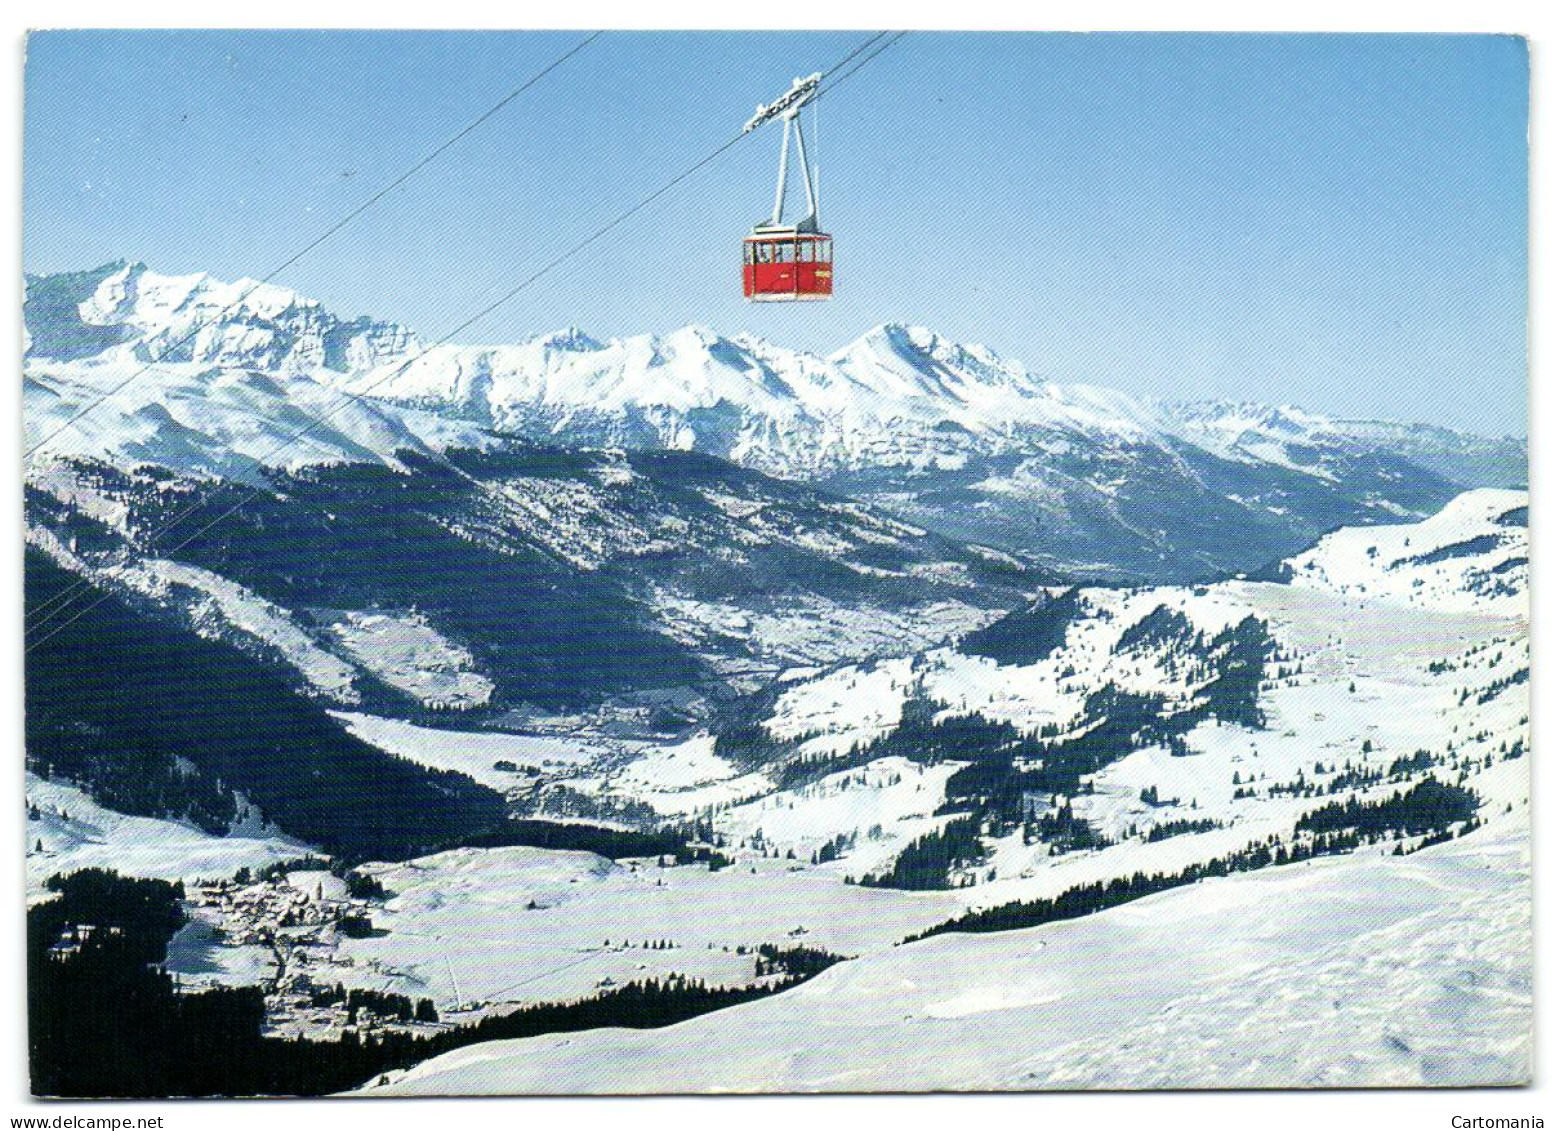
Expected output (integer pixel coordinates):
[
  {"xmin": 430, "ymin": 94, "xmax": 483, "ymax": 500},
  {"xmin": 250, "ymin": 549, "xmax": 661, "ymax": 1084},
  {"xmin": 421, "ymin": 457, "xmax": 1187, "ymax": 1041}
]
[
  {"xmin": 23, "ymin": 31, "xmax": 605, "ymax": 463},
  {"xmin": 24, "ymin": 32, "xmax": 910, "ymax": 653}
]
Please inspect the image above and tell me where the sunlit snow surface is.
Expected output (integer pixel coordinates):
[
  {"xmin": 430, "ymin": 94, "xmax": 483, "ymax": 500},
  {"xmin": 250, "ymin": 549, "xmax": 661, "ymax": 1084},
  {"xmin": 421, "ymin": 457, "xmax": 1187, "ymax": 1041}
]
[
  {"xmin": 1284, "ymin": 488, "xmax": 1527, "ymax": 612},
  {"xmin": 331, "ymin": 711, "xmax": 614, "ymax": 791},
  {"xmin": 326, "ymin": 612, "xmax": 495, "ymax": 709},
  {"xmin": 25, "ymin": 474, "xmax": 1530, "ymax": 1092},
  {"xmin": 331, "ymin": 846, "xmax": 959, "ymax": 1012},
  {"xmin": 26, "ymin": 774, "xmax": 305, "ymax": 888},
  {"xmin": 355, "ymin": 488, "xmax": 1528, "ymax": 1091},
  {"xmin": 366, "ymin": 830, "xmax": 1529, "ymax": 1093}
]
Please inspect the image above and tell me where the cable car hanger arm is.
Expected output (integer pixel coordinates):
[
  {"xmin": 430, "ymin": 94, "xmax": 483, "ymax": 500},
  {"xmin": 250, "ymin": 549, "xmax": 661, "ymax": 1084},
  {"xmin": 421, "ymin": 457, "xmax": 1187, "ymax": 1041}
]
[
  {"xmin": 745, "ymin": 73, "xmax": 824, "ymax": 232},
  {"xmin": 742, "ymin": 72, "xmax": 822, "ymax": 133}
]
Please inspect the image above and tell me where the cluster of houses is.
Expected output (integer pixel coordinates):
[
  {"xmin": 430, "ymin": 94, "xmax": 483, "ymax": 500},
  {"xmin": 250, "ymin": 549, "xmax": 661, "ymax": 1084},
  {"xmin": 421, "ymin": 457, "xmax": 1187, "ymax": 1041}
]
[{"xmin": 184, "ymin": 872, "xmax": 446, "ymax": 1041}]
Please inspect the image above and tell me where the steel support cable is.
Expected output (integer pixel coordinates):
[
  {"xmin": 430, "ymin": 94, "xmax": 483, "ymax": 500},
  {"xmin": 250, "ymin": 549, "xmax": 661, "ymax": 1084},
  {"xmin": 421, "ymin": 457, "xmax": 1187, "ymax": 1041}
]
[
  {"xmin": 23, "ymin": 31, "xmax": 605, "ymax": 464},
  {"xmin": 24, "ymin": 34, "xmax": 606, "ymax": 632},
  {"xmin": 24, "ymin": 32, "xmax": 904, "ymax": 646},
  {"xmin": 24, "ymin": 32, "xmax": 910, "ymax": 654},
  {"xmin": 22, "ymin": 32, "xmax": 605, "ymax": 631}
]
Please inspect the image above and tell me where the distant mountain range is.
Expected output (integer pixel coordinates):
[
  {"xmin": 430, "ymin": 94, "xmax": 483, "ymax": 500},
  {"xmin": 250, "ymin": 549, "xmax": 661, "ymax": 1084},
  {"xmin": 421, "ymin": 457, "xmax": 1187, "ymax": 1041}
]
[
  {"xmin": 26, "ymin": 262, "xmax": 1524, "ymax": 583},
  {"xmin": 22, "ymin": 262, "xmax": 1531, "ymax": 1094}
]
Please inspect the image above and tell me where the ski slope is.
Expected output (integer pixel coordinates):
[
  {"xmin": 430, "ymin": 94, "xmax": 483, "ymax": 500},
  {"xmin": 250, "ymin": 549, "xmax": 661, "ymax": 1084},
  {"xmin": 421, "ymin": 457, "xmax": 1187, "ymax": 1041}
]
[
  {"xmin": 26, "ymin": 774, "xmax": 306, "ymax": 887},
  {"xmin": 327, "ymin": 846, "xmax": 961, "ymax": 1012},
  {"xmin": 364, "ymin": 828, "xmax": 1531, "ymax": 1093}
]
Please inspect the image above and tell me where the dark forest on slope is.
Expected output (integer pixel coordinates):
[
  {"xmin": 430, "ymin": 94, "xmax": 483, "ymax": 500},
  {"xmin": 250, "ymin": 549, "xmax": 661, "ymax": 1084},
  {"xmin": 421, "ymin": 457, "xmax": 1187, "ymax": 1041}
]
[{"xmin": 25, "ymin": 549, "xmax": 507, "ymax": 861}]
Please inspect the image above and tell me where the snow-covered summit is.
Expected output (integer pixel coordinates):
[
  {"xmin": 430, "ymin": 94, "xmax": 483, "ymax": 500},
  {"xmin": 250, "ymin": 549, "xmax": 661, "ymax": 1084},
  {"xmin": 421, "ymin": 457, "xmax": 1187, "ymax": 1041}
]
[
  {"xmin": 24, "ymin": 263, "xmax": 1524, "ymax": 581},
  {"xmin": 30, "ymin": 261, "xmax": 417, "ymax": 377},
  {"xmin": 18, "ymin": 263, "xmax": 1235, "ymax": 477},
  {"xmin": 329, "ymin": 316, "xmax": 1178, "ymax": 475},
  {"xmin": 1163, "ymin": 399, "xmax": 1525, "ymax": 489},
  {"xmin": 26, "ymin": 264, "xmax": 1521, "ymax": 486},
  {"xmin": 1282, "ymin": 487, "xmax": 1528, "ymax": 612}
]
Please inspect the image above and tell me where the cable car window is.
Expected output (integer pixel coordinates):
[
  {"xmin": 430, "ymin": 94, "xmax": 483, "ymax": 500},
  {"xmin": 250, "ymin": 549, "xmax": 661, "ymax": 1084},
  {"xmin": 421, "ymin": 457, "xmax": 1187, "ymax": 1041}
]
[{"xmin": 742, "ymin": 74, "xmax": 832, "ymax": 301}]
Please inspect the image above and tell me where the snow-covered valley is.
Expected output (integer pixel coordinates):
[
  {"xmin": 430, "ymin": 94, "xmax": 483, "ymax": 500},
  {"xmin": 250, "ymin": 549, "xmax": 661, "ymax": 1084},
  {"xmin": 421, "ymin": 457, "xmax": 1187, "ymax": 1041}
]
[
  {"xmin": 366, "ymin": 827, "xmax": 1530, "ymax": 1093},
  {"xmin": 27, "ymin": 481, "xmax": 1529, "ymax": 1092},
  {"xmin": 21, "ymin": 259, "xmax": 1530, "ymax": 1095}
]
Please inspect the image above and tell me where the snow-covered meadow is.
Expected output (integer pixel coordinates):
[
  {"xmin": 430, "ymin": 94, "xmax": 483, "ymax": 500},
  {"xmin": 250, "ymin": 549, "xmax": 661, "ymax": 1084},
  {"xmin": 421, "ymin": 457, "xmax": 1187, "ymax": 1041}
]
[
  {"xmin": 366, "ymin": 827, "xmax": 1530, "ymax": 1093},
  {"xmin": 23, "ymin": 319, "xmax": 1531, "ymax": 1103}
]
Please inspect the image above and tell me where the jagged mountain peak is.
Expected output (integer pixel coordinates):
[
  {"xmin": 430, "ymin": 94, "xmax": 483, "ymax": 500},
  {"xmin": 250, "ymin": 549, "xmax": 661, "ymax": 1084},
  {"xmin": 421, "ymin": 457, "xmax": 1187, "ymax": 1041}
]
[
  {"xmin": 22, "ymin": 262, "xmax": 1524, "ymax": 583},
  {"xmin": 832, "ymin": 321, "xmax": 1036, "ymax": 397},
  {"xmin": 12, "ymin": 263, "xmax": 1363, "ymax": 469},
  {"xmin": 25, "ymin": 261, "xmax": 420, "ymax": 378},
  {"xmin": 1172, "ymin": 398, "xmax": 1330, "ymax": 430},
  {"xmin": 81, "ymin": 261, "xmax": 318, "ymax": 327},
  {"xmin": 529, "ymin": 326, "xmax": 605, "ymax": 353}
]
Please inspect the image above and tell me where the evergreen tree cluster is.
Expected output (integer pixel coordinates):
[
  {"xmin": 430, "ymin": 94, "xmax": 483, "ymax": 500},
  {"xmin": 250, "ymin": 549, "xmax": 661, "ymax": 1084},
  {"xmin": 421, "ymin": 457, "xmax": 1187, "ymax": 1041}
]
[
  {"xmin": 960, "ymin": 589, "xmax": 1085, "ymax": 666},
  {"xmin": 336, "ymin": 913, "xmax": 378, "ymax": 939},
  {"xmin": 811, "ymin": 831, "xmax": 856, "ymax": 865},
  {"xmin": 29, "ymin": 868, "xmax": 836, "ymax": 1098},
  {"xmin": 1463, "ymin": 666, "xmax": 1529, "ymax": 708},
  {"xmin": 1033, "ymin": 802, "xmax": 1109, "ymax": 852},
  {"xmin": 25, "ymin": 549, "xmax": 508, "ymax": 862},
  {"xmin": 906, "ymin": 792, "xmax": 1481, "ymax": 946},
  {"xmin": 671, "ymin": 844, "xmax": 734, "ymax": 871},
  {"xmin": 1295, "ymin": 778, "xmax": 1479, "ymax": 838},
  {"xmin": 342, "ymin": 869, "xmax": 388, "ymax": 901},
  {"xmin": 856, "ymin": 816, "xmax": 984, "ymax": 890},
  {"xmin": 752, "ymin": 944, "xmax": 845, "ymax": 979},
  {"xmin": 458, "ymin": 818, "xmax": 699, "ymax": 860},
  {"xmin": 1323, "ymin": 761, "xmax": 1387, "ymax": 793},
  {"xmin": 1142, "ymin": 817, "xmax": 1222, "ymax": 843},
  {"xmin": 355, "ymin": 987, "xmax": 435, "ymax": 1024},
  {"xmin": 906, "ymin": 829, "xmax": 1356, "ymax": 943}
]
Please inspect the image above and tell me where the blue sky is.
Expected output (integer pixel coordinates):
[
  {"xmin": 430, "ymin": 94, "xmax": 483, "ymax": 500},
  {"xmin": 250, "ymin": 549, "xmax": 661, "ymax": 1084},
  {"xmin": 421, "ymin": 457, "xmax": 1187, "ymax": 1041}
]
[{"xmin": 24, "ymin": 30, "xmax": 1527, "ymax": 435}]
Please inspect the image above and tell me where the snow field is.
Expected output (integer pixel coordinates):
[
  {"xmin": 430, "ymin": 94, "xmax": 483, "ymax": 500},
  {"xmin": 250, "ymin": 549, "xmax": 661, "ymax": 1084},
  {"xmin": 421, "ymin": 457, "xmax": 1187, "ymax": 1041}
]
[
  {"xmin": 363, "ymin": 828, "xmax": 1530, "ymax": 1093},
  {"xmin": 26, "ymin": 774, "xmax": 307, "ymax": 887}
]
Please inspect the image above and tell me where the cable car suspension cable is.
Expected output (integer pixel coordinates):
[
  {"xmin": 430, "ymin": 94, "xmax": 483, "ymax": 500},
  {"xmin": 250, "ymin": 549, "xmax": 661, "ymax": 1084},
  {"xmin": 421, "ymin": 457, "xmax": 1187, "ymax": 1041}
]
[
  {"xmin": 25, "ymin": 31, "xmax": 909, "ymax": 652},
  {"xmin": 23, "ymin": 31, "xmax": 605, "ymax": 465}
]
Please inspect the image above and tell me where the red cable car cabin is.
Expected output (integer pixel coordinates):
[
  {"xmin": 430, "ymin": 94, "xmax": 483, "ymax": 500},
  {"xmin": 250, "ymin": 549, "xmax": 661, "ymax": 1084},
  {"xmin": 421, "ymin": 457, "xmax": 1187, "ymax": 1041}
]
[
  {"xmin": 743, "ymin": 226, "xmax": 833, "ymax": 301},
  {"xmin": 742, "ymin": 74, "xmax": 832, "ymax": 302}
]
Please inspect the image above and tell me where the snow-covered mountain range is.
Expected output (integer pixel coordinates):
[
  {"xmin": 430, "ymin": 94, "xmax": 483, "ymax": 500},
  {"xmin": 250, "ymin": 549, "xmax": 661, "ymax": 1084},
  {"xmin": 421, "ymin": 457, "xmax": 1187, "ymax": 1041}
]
[
  {"xmin": 348, "ymin": 487, "xmax": 1528, "ymax": 1092},
  {"xmin": 23, "ymin": 260, "xmax": 1531, "ymax": 1094},
  {"xmin": 26, "ymin": 261, "xmax": 1524, "ymax": 580}
]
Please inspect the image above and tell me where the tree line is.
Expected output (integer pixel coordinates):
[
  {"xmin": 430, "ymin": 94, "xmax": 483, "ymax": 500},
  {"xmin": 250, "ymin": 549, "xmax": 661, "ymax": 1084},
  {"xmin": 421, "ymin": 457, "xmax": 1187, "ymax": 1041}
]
[
  {"xmin": 29, "ymin": 868, "xmax": 841, "ymax": 1098},
  {"xmin": 905, "ymin": 784, "xmax": 1481, "ymax": 944}
]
